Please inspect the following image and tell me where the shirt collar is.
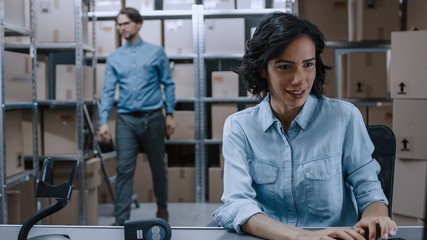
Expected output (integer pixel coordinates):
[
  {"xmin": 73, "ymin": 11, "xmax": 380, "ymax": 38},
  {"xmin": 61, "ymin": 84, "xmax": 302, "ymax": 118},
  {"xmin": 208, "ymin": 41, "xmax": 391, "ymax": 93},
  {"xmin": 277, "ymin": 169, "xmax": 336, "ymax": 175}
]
[
  {"xmin": 124, "ymin": 38, "xmax": 143, "ymax": 48},
  {"xmin": 259, "ymin": 94, "xmax": 319, "ymax": 132}
]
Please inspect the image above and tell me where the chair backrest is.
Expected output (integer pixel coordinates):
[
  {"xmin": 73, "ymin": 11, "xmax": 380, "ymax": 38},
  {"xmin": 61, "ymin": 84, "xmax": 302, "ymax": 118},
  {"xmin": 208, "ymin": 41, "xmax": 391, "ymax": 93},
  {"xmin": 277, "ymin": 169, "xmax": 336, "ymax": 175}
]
[{"xmin": 366, "ymin": 125, "xmax": 396, "ymax": 217}]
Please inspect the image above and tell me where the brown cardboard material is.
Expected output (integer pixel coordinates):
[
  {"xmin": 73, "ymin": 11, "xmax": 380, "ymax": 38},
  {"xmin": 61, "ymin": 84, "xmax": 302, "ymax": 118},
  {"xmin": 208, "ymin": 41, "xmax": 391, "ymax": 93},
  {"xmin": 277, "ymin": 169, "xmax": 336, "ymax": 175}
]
[
  {"xmin": 211, "ymin": 104, "xmax": 238, "ymax": 140},
  {"xmin": 168, "ymin": 167, "xmax": 195, "ymax": 202}
]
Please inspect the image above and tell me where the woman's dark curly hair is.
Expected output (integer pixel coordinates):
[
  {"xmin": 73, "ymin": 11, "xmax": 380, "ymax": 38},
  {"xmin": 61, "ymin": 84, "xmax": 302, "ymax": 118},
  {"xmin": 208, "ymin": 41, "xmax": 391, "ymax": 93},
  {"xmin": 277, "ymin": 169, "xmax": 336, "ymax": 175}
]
[{"xmin": 238, "ymin": 12, "xmax": 332, "ymax": 100}]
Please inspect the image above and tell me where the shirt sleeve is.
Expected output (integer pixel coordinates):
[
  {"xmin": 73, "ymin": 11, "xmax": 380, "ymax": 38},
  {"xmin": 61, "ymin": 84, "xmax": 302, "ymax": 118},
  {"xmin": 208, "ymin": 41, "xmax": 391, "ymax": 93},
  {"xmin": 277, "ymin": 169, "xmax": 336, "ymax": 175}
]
[
  {"xmin": 98, "ymin": 57, "xmax": 118, "ymax": 125},
  {"xmin": 342, "ymin": 106, "xmax": 389, "ymax": 214},
  {"xmin": 212, "ymin": 116, "xmax": 263, "ymax": 234},
  {"xmin": 156, "ymin": 49, "xmax": 176, "ymax": 114}
]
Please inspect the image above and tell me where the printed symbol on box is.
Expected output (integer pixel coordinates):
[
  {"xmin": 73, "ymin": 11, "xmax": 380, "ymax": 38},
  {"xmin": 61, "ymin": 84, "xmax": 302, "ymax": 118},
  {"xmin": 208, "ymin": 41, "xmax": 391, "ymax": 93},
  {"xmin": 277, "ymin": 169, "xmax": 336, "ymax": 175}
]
[
  {"xmin": 136, "ymin": 229, "xmax": 143, "ymax": 239},
  {"xmin": 397, "ymin": 82, "xmax": 407, "ymax": 95},
  {"xmin": 400, "ymin": 138, "xmax": 410, "ymax": 152},
  {"xmin": 356, "ymin": 82, "xmax": 363, "ymax": 92}
]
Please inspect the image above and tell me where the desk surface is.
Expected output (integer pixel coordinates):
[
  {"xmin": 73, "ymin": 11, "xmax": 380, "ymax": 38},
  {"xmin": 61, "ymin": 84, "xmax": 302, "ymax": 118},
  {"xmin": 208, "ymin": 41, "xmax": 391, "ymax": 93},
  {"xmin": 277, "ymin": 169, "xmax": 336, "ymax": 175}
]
[{"xmin": 0, "ymin": 225, "xmax": 423, "ymax": 240}]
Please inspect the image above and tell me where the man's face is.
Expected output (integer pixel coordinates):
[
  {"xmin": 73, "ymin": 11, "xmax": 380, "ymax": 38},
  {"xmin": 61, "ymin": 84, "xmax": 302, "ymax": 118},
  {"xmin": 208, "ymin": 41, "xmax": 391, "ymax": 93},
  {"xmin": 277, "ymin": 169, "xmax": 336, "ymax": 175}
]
[{"xmin": 116, "ymin": 14, "xmax": 141, "ymax": 41}]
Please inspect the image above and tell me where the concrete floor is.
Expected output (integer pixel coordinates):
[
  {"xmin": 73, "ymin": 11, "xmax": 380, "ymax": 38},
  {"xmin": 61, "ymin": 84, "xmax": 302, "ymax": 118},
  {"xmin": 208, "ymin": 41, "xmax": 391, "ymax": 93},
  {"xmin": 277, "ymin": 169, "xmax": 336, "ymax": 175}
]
[{"xmin": 97, "ymin": 202, "xmax": 223, "ymax": 227}]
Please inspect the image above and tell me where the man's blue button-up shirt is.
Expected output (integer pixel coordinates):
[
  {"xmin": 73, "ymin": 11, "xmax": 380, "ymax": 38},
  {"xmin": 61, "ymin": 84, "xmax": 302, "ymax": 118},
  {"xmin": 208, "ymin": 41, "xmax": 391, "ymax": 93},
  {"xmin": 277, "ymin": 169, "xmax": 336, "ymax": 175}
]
[
  {"xmin": 98, "ymin": 39, "xmax": 176, "ymax": 124},
  {"xmin": 213, "ymin": 94, "xmax": 388, "ymax": 233}
]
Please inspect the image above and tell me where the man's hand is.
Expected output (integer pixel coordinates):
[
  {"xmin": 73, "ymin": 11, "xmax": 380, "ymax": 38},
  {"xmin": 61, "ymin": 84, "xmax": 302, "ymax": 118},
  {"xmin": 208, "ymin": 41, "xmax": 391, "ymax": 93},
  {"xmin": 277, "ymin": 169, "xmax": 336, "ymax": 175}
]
[
  {"xmin": 165, "ymin": 114, "xmax": 175, "ymax": 136},
  {"xmin": 99, "ymin": 124, "xmax": 111, "ymax": 143}
]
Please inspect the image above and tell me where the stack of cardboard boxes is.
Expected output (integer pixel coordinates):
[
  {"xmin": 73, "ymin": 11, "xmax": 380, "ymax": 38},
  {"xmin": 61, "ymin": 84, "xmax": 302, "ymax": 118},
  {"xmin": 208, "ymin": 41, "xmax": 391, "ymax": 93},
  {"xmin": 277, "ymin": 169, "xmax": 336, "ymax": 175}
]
[{"xmin": 390, "ymin": 30, "xmax": 427, "ymax": 224}]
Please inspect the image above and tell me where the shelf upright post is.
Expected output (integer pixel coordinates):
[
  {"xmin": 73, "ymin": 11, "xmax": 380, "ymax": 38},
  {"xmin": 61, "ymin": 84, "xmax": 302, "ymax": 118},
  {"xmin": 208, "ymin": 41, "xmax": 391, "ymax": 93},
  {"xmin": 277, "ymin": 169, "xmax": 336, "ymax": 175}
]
[
  {"xmin": 193, "ymin": 4, "xmax": 207, "ymax": 202},
  {"xmin": 75, "ymin": 0, "xmax": 86, "ymax": 225},
  {"xmin": 0, "ymin": 0, "xmax": 6, "ymax": 224},
  {"xmin": 30, "ymin": 0, "xmax": 39, "ymax": 185}
]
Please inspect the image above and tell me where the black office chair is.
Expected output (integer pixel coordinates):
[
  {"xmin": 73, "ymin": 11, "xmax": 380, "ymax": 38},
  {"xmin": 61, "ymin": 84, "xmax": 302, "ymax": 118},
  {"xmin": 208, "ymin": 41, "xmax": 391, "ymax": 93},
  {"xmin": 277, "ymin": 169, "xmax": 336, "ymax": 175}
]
[{"xmin": 366, "ymin": 125, "xmax": 396, "ymax": 217}]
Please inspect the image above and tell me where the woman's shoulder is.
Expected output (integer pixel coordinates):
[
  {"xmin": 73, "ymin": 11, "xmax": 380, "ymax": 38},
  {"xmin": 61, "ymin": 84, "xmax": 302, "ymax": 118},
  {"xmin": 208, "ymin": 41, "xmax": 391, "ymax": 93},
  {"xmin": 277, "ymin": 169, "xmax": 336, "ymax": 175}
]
[
  {"xmin": 227, "ymin": 103, "xmax": 261, "ymax": 122},
  {"xmin": 319, "ymin": 96, "xmax": 356, "ymax": 111}
]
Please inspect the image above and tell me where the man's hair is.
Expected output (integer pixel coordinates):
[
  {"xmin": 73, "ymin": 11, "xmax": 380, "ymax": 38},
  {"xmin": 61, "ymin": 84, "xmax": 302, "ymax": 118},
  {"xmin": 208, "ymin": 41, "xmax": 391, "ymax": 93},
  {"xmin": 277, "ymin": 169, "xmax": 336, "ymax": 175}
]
[
  {"xmin": 237, "ymin": 12, "xmax": 332, "ymax": 100},
  {"xmin": 117, "ymin": 7, "xmax": 143, "ymax": 24}
]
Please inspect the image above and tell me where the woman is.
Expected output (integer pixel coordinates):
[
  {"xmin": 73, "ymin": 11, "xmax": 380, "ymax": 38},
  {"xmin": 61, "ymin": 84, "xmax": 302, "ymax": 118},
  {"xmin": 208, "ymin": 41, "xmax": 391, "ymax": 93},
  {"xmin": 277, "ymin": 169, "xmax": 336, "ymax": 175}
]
[{"xmin": 213, "ymin": 12, "xmax": 397, "ymax": 240}]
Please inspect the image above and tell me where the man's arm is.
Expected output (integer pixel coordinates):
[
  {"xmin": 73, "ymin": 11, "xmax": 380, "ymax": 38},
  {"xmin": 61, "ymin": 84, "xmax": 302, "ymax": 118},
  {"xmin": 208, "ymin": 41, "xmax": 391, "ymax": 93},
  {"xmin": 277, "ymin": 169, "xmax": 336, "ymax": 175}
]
[{"xmin": 98, "ymin": 58, "xmax": 118, "ymax": 142}]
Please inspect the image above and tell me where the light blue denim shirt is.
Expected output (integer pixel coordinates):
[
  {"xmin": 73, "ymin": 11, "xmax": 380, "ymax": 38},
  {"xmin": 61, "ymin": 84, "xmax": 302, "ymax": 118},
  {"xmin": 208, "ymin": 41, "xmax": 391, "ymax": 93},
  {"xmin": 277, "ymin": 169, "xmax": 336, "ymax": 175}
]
[
  {"xmin": 98, "ymin": 39, "xmax": 176, "ymax": 124},
  {"xmin": 213, "ymin": 94, "xmax": 388, "ymax": 233}
]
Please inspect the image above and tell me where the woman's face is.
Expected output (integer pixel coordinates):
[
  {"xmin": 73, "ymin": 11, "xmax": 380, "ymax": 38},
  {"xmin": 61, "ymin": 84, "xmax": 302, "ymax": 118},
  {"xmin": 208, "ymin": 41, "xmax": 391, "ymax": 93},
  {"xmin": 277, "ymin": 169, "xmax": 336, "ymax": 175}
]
[{"xmin": 263, "ymin": 36, "xmax": 316, "ymax": 114}]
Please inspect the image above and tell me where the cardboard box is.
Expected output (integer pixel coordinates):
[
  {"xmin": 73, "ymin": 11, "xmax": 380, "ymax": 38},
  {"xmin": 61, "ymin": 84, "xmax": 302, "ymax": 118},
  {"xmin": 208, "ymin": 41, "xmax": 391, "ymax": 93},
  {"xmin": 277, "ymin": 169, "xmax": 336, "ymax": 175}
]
[
  {"xmin": 168, "ymin": 167, "xmax": 195, "ymax": 202},
  {"xmin": 208, "ymin": 167, "xmax": 223, "ymax": 203},
  {"xmin": 172, "ymin": 63, "xmax": 195, "ymax": 99},
  {"xmin": 390, "ymin": 31, "xmax": 427, "ymax": 99},
  {"xmin": 126, "ymin": 0, "xmax": 155, "ymax": 11},
  {"xmin": 205, "ymin": 18, "xmax": 245, "ymax": 54},
  {"xmin": 211, "ymin": 104, "xmax": 238, "ymax": 140},
  {"xmin": 49, "ymin": 188, "xmax": 98, "ymax": 225},
  {"xmin": 211, "ymin": 71, "xmax": 239, "ymax": 98},
  {"xmin": 55, "ymin": 64, "xmax": 94, "ymax": 101},
  {"xmin": 406, "ymin": 0, "xmax": 427, "ymax": 31},
  {"xmin": 95, "ymin": 0, "xmax": 121, "ymax": 12},
  {"xmin": 346, "ymin": 52, "xmax": 388, "ymax": 99},
  {"xmin": 163, "ymin": 0, "xmax": 194, "ymax": 10},
  {"xmin": 164, "ymin": 19, "xmax": 193, "ymax": 56},
  {"xmin": 52, "ymin": 158, "xmax": 102, "ymax": 190},
  {"xmin": 236, "ymin": 0, "xmax": 265, "ymax": 9},
  {"xmin": 9, "ymin": 178, "xmax": 38, "ymax": 224},
  {"xmin": 88, "ymin": 20, "xmax": 117, "ymax": 57},
  {"xmin": 392, "ymin": 99, "xmax": 427, "ymax": 160},
  {"xmin": 96, "ymin": 63, "xmax": 120, "ymax": 101},
  {"xmin": 37, "ymin": 55, "xmax": 49, "ymax": 101},
  {"xmin": 367, "ymin": 105, "xmax": 393, "ymax": 129},
  {"xmin": 169, "ymin": 111, "xmax": 195, "ymax": 140},
  {"xmin": 393, "ymin": 159, "xmax": 427, "ymax": 219},
  {"xmin": 4, "ymin": 0, "xmax": 28, "ymax": 29},
  {"xmin": 353, "ymin": 0, "xmax": 400, "ymax": 41},
  {"xmin": 298, "ymin": 0, "xmax": 348, "ymax": 41},
  {"xmin": 35, "ymin": 0, "xmax": 89, "ymax": 44},
  {"xmin": 22, "ymin": 109, "xmax": 42, "ymax": 156},
  {"xmin": 203, "ymin": 0, "xmax": 234, "ymax": 10},
  {"xmin": 140, "ymin": 20, "xmax": 162, "ymax": 46},
  {"xmin": 5, "ymin": 110, "xmax": 24, "ymax": 177},
  {"xmin": 43, "ymin": 109, "xmax": 77, "ymax": 155},
  {"xmin": 4, "ymin": 51, "xmax": 33, "ymax": 102},
  {"xmin": 7, "ymin": 190, "xmax": 21, "ymax": 224}
]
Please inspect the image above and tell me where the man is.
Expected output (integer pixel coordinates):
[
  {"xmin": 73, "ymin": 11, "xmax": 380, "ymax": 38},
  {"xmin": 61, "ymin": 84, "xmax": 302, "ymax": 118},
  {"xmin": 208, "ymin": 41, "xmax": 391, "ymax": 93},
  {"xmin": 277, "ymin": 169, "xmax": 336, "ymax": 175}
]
[{"xmin": 98, "ymin": 7, "xmax": 176, "ymax": 226}]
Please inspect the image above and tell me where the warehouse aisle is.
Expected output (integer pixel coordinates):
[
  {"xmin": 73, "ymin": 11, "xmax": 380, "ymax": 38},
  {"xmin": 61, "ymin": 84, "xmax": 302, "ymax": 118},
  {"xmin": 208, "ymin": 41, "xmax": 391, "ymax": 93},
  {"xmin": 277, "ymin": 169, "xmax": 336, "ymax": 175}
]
[{"xmin": 98, "ymin": 202, "xmax": 223, "ymax": 226}]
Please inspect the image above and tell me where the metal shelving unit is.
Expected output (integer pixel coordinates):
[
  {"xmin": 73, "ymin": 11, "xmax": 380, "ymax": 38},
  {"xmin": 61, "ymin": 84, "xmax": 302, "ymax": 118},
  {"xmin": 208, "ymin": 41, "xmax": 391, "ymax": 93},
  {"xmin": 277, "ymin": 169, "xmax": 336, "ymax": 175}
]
[
  {"xmin": 0, "ymin": 0, "xmax": 38, "ymax": 224},
  {"xmin": 327, "ymin": 40, "xmax": 392, "ymax": 104},
  {"xmin": 4, "ymin": 0, "xmax": 96, "ymax": 225}
]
